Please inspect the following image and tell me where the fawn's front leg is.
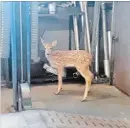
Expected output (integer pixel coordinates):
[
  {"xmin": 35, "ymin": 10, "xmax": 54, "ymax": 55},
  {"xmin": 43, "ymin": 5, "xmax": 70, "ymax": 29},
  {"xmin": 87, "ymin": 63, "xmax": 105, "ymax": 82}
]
[{"xmin": 55, "ymin": 67, "xmax": 63, "ymax": 95}]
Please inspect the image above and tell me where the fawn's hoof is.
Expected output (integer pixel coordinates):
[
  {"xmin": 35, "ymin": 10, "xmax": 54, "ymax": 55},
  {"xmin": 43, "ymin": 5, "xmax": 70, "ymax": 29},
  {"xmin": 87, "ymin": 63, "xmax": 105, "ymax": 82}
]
[
  {"xmin": 81, "ymin": 99, "xmax": 86, "ymax": 102},
  {"xmin": 81, "ymin": 97, "xmax": 87, "ymax": 102},
  {"xmin": 55, "ymin": 91, "xmax": 60, "ymax": 95},
  {"xmin": 88, "ymin": 88, "xmax": 91, "ymax": 92},
  {"xmin": 55, "ymin": 87, "xmax": 62, "ymax": 95}
]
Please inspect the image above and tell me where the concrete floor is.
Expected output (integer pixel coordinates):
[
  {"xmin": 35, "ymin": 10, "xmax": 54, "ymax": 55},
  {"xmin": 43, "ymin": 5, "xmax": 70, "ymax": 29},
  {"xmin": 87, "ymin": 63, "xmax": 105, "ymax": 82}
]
[{"xmin": 1, "ymin": 84, "xmax": 130, "ymax": 119}]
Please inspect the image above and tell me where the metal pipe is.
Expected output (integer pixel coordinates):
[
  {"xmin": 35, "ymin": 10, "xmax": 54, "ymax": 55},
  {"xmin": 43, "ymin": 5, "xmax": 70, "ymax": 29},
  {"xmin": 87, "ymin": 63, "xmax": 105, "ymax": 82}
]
[
  {"xmin": 91, "ymin": 2, "xmax": 101, "ymax": 53},
  {"xmin": 20, "ymin": 2, "xmax": 24, "ymax": 82},
  {"xmin": 101, "ymin": 2, "xmax": 110, "ymax": 78},
  {"xmin": 72, "ymin": 1, "xmax": 79, "ymax": 50},
  {"xmin": 18, "ymin": 83, "xmax": 22, "ymax": 111},
  {"xmin": 73, "ymin": 16, "xmax": 79, "ymax": 50},
  {"xmin": 108, "ymin": 2, "xmax": 115, "ymax": 62},
  {"xmin": 110, "ymin": 1, "xmax": 115, "ymax": 62},
  {"xmin": 109, "ymin": 2, "xmax": 116, "ymax": 85},
  {"xmin": 111, "ymin": 1, "xmax": 115, "ymax": 37},
  {"xmin": 79, "ymin": 2, "xmax": 87, "ymax": 51},
  {"xmin": 70, "ymin": 1, "xmax": 80, "ymax": 76},
  {"xmin": 31, "ymin": 2, "xmax": 39, "ymax": 62},
  {"xmin": 91, "ymin": 2, "xmax": 101, "ymax": 75},
  {"xmin": 95, "ymin": 36, "xmax": 99, "ymax": 76},
  {"xmin": 4, "ymin": 58, "xmax": 10, "ymax": 86},
  {"xmin": 83, "ymin": 1, "xmax": 91, "ymax": 53},
  {"xmin": 26, "ymin": 2, "xmax": 31, "ymax": 85},
  {"xmin": 43, "ymin": 64, "xmax": 58, "ymax": 75},
  {"xmin": 107, "ymin": 31, "xmax": 112, "ymax": 60},
  {"xmin": 94, "ymin": 2, "xmax": 100, "ymax": 76},
  {"xmin": 43, "ymin": 63, "xmax": 66, "ymax": 77},
  {"xmin": 79, "ymin": 2, "xmax": 84, "ymax": 29}
]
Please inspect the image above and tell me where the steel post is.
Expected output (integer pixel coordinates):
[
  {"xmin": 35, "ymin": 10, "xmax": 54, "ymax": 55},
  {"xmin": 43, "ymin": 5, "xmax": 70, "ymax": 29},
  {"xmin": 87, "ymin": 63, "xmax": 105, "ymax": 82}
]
[
  {"xmin": 26, "ymin": 2, "xmax": 31, "ymax": 85},
  {"xmin": 11, "ymin": 2, "xmax": 17, "ymax": 109},
  {"xmin": 101, "ymin": 2, "xmax": 110, "ymax": 78},
  {"xmin": 72, "ymin": 1, "xmax": 79, "ymax": 50},
  {"xmin": 91, "ymin": 2, "xmax": 101, "ymax": 75},
  {"xmin": 83, "ymin": 1, "xmax": 91, "ymax": 53}
]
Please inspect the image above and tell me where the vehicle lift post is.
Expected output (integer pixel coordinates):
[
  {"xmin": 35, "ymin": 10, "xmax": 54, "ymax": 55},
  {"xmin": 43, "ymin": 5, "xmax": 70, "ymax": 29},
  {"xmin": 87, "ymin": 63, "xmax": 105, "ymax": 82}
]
[{"xmin": 11, "ymin": 2, "xmax": 32, "ymax": 111}]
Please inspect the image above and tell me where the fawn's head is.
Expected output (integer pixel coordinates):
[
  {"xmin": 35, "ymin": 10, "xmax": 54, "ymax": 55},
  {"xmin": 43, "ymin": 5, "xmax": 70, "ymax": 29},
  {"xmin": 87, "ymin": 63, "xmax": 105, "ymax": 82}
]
[{"xmin": 40, "ymin": 37, "xmax": 57, "ymax": 56}]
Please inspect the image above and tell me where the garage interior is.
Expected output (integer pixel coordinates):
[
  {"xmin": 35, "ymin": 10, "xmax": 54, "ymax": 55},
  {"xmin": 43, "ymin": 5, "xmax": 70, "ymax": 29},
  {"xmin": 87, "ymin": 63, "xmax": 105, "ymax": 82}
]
[{"xmin": 0, "ymin": 1, "xmax": 130, "ymax": 128}]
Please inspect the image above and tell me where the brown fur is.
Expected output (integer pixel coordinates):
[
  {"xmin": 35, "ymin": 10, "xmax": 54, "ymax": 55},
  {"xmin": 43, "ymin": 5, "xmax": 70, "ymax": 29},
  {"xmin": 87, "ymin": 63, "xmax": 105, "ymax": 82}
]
[{"xmin": 41, "ymin": 39, "xmax": 93, "ymax": 101}]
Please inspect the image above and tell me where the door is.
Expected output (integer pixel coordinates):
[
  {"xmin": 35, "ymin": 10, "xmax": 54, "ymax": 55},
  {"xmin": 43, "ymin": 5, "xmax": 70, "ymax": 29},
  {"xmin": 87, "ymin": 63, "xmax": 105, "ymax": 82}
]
[{"xmin": 114, "ymin": 2, "xmax": 130, "ymax": 96}]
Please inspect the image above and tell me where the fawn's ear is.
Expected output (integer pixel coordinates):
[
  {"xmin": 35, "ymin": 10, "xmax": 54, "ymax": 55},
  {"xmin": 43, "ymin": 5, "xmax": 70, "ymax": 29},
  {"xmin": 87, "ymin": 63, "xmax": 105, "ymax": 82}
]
[
  {"xmin": 52, "ymin": 40, "xmax": 57, "ymax": 47},
  {"xmin": 40, "ymin": 37, "xmax": 45, "ymax": 47}
]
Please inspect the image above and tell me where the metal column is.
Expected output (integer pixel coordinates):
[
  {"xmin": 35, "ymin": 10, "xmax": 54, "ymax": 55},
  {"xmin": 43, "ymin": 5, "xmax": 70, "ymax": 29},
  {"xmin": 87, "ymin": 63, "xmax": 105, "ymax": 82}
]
[
  {"xmin": 110, "ymin": 1, "xmax": 116, "ymax": 85},
  {"xmin": 83, "ymin": 1, "xmax": 91, "ymax": 53},
  {"xmin": 91, "ymin": 2, "xmax": 101, "ymax": 76},
  {"xmin": 18, "ymin": 2, "xmax": 32, "ymax": 111},
  {"xmin": 79, "ymin": 1, "xmax": 91, "ymax": 53},
  {"xmin": 79, "ymin": 1, "xmax": 87, "ymax": 50},
  {"xmin": 101, "ymin": 2, "xmax": 110, "ymax": 78},
  {"xmin": 11, "ymin": 2, "xmax": 18, "ymax": 110},
  {"xmin": 10, "ymin": 2, "xmax": 32, "ymax": 111},
  {"xmin": 26, "ymin": 2, "xmax": 31, "ymax": 85},
  {"xmin": 72, "ymin": 1, "xmax": 80, "ymax": 50},
  {"xmin": 19, "ymin": 2, "xmax": 24, "ymax": 83},
  {"xmin": 31, "ymin": 2, "xmax": 39, "ymax": 62}
]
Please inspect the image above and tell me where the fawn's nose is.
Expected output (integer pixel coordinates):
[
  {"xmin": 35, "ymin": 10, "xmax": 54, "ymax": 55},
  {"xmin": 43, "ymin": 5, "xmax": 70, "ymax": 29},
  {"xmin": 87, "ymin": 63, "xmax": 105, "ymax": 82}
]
[{"xmin": 46, "ymin": 49, "xmax": 52, "ymax": 55}]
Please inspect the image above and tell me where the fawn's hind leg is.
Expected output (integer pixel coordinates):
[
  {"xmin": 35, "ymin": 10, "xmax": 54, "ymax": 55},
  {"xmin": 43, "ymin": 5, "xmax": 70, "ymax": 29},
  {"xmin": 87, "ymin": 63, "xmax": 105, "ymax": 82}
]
[
  {"xmin": 76, "ymin": 66, "xmax": 93, "ymax": 101},
  {"xmin": 87, "ymin": 70, "xmax": 93, "ymax": 92},
  {"xmin": 55, "ymin": 67, "xmax": 63, "ymax": 95},
  {"xmin": 82, "ymin": 73, "xmax": 93, "ymax": 101}
]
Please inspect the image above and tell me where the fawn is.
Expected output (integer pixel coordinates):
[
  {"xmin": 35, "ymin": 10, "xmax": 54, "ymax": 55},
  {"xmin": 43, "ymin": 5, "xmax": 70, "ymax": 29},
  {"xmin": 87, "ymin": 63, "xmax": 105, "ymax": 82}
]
[{"xmin": 41, "ymin": 38, "xmax": 93, "ymax": 101}]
